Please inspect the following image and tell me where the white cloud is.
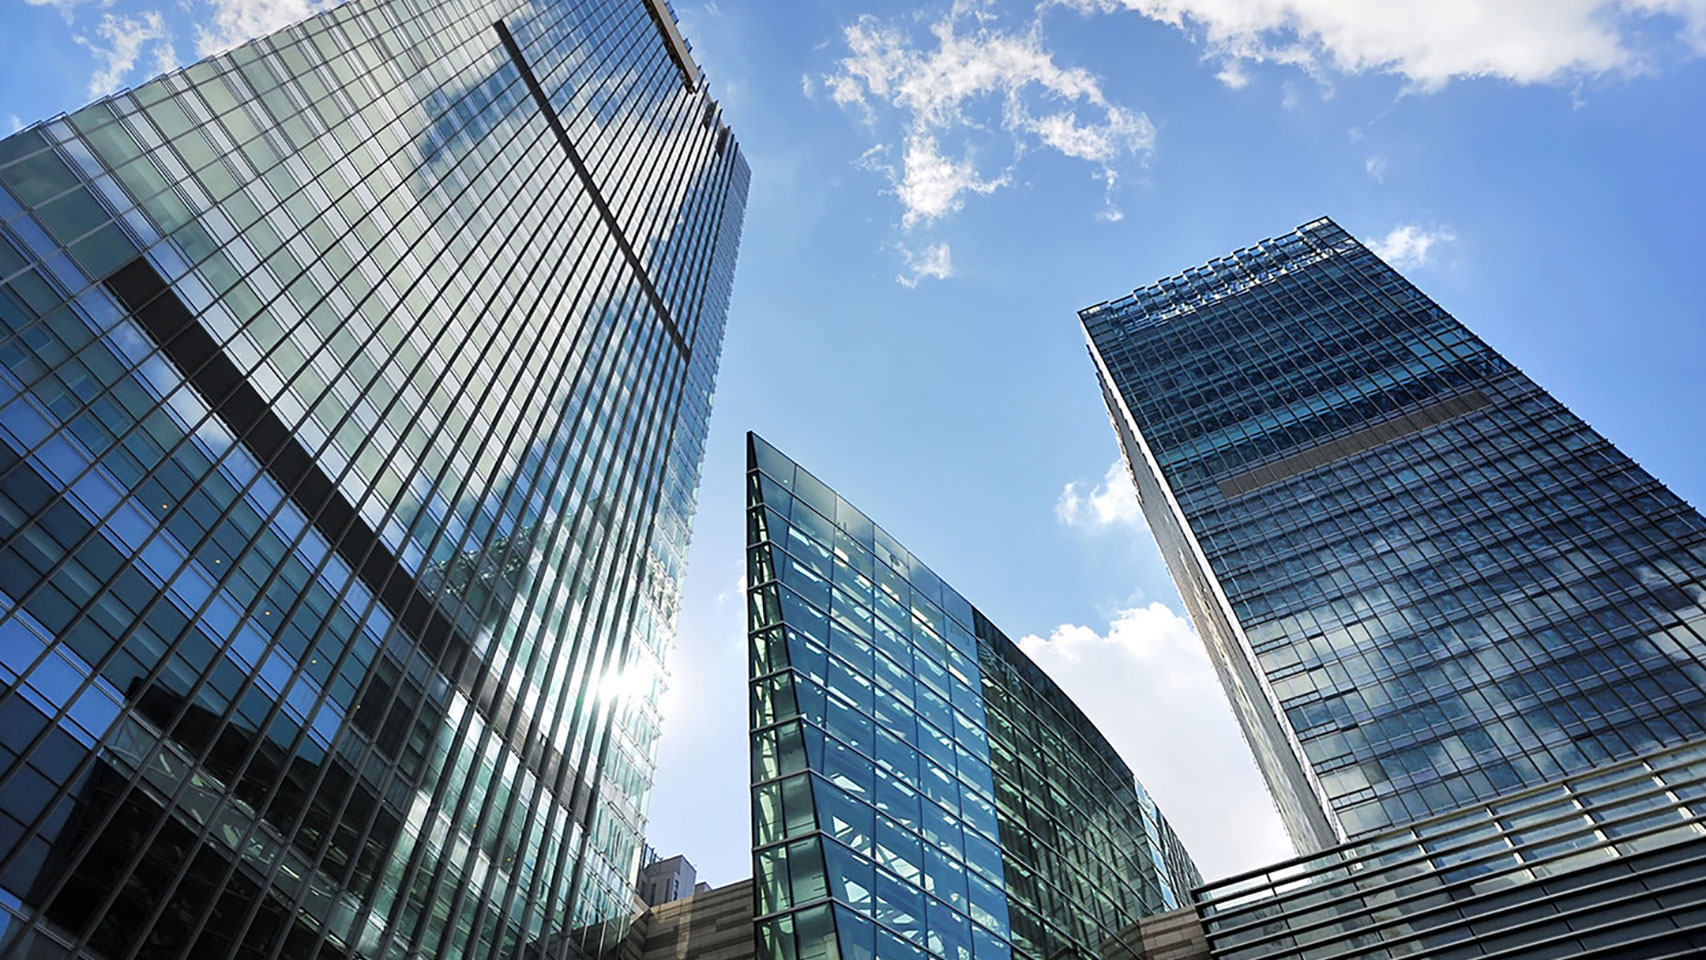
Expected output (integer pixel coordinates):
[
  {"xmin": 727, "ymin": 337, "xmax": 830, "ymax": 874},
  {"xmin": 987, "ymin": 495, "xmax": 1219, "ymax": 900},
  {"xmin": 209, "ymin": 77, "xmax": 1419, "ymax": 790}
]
[
  {"xmin": 1370, "ymin": 223, "xmax": 1456, "ymax": 268},
  {"xmin": 1019, "ymin": 603, "xmax": 1294, "ymax": 879},
  {"xmin": 1055, "ymin": 0, "xmax": 1706, "ymax": 90},
  {"xmin": 155, "ymin": 35, "xmax": 179, "ymax": 76},
  {"xmin": 1216, "ymin": 60, "xmax": 1251, "ymax": 88},
  {"xmin": 66, "ymin": 0, "xmax": 337, "ymax": 97},
  {"xmin": 896, "ymin": 136, "xmax": 1008, "ymax": 228},
  {"xmin": 1056, "ymin": 459, "xmax": 1145, "ymax": 530},
  {"xmin": 824, "ymin": 2, "xmax": 1153, "ymax": 231},
  {"xmin": 897, "ymin": 241, "xmax": 953, "ymax": 287},
  {"xmin": 76, "ymin": 12, "xmax": 175, "ymax": 97},
  {"xmin": 825, "ymin": 70, "xmax": 868, "ymax": 112},
  {"xmin": 1032, "ymin": 105, "xmax": 1150, "ymax": 164},
  {"xmin": 22, "ymin": 0, "xmax": 86, "ymax": 21},
  {"xmin": 8, "ymin": 117, "xmax": 22, "ymax": 135},
  {"xmin": 714, "ymin": 572, "xmax": 747, "ymax": 608},
  {"xmin": 1637, "ymin": 0, "xmax": 1706, "ymax": 52},
  {"xmin": 195, "ymin": 0, "xmax": 335, "ymax": 57},
  {"xmin": 1364, "ymin": 153, "xmax": 1387, "ymax": 181}
]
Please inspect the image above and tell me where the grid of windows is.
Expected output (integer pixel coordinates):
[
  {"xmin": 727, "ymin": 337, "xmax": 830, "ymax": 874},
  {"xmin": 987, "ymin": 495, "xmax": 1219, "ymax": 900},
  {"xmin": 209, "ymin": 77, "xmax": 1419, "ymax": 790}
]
[
  {"xmin": 0, "ymin": 0, "xmax": 748, "ymax": 958},
  {"xmin": 745, "ymin": 434, "xmax": 1199, "ymax": 960},
  {"xmin": 975, "ymin": 618, "xmax": 1202, "ymax": 958},
  {"xmin": 1081, "ymin": 217, "xmax": 1706, "ymax": 853}
]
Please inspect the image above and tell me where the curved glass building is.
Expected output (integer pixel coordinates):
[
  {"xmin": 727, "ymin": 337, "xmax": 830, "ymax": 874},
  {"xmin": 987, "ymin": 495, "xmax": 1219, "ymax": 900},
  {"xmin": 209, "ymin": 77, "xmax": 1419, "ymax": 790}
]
[
  {"xmin": 0, "ymin": 0, "xmax": 748, "ymax": 957},
  {"xmin": 744, "ymin": 434, "xmax": 1200, "ymax": 960}
]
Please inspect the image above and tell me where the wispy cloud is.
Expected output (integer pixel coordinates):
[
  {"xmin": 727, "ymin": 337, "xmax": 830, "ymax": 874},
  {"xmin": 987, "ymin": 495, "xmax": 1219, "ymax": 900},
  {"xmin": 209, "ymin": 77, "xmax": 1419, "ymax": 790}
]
[
  {"xmin": 897, "ymin": 241, "xmax": 953, "ymax": 287},
  {"xmin": 1054, "ymin": 0, "xmax": 1706, "ymax": 91},
  {"xmin": 895, "ymin": 136, "xmax": 1009, "ymax": 229},
  {"xmin": 1370, "ymin": 223, "xmax": 1456, "ymax": 269},
  {"xmin": 195, "ymin": 0, "xmax": 335, "ymax": 56},
  {"xmin": 1364, "ymin": 154, "xmax": 1387, "ymax": 181},
  {"xmin": 822, "ymin": 0, "xmax": 1154, "ymax": 244},
  {"xmin": 21, "ymin": 0, "xmax": 87, "ymax": 22},
  {"xmin": 1215, "ymin": 60, "xmax": 1251, "ymax": 88},
  {"xmin": 76, "ymin": 11, "xmax": 176, "ymax": 97},
  {"xmin": 1019, "ymin": 602, "xmax": 1294, "ymax": 878},
  {"xmin": 34, "ymin": 0, "xmax": 342, "ymax": 98},
  {"xmin": 8, "ymin": 117, "xmax": 22, "ymax": 135},
  {"xmin": 714, "ymin": 572, "xmax": 747, "ymax": 609},
  {"xmin": 1056, "ymin": 459, "xmax": 1145, "ymax": 530}
]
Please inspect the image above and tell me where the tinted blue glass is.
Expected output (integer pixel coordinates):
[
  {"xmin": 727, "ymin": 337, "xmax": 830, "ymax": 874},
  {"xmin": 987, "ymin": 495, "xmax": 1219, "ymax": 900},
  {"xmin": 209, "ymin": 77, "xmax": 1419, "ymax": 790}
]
[
  {"xmin": 0, "ymin": 1, "xmax": 748, "ymax": 957},
  {"xmin": 1083, "ymin": 217, "xmax": 1706, "ymax": 852},
  {"xmin": 747, "ymin": 435, "xmax": 1201, "ymax": 960}
]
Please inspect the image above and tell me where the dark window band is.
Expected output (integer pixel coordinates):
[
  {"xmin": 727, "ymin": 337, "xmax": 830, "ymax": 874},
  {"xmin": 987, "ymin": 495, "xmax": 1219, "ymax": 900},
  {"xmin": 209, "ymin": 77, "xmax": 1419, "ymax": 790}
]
[
  {"xmin": 495, "ymin": 19, "xmax": 689, "ymax": 360},
  {"xmin": 1218, "ymin": 390, "xmax": 1492, "ymax": 499},
  {"xmin": 103, "ymin": 255, "xmax": 567, "ymax": 790}
]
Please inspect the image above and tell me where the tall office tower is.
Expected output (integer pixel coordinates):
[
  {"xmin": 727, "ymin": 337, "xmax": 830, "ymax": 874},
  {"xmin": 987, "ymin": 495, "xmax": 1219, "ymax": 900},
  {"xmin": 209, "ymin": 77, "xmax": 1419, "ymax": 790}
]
[
  {"xmin": 0, "ymin": 0, "xmax": 747, "ymax": 957},
  {"xmin": 1079, "ymin": 217, "xmax": 1706, "ymax": 854},
  {"xmin": 745, "ymin": 434, "xmax": 1201, "ymax": 960}
]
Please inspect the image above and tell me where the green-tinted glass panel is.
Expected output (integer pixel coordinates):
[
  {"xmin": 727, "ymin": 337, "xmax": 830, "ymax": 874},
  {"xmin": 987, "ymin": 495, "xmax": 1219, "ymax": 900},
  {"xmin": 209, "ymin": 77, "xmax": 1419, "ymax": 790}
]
[
  {"xmin": 747, "ymin": 435, "xmax": 1200, "ymax": 960},
  {"xmin": 0, "ymin": 2, "xmax": 749, "ymax": 957}
]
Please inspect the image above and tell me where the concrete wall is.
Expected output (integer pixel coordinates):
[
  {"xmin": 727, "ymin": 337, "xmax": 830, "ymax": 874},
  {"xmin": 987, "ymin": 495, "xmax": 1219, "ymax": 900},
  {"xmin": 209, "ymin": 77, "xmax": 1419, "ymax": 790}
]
[
  {"xmin": 622, "ymin": 878, "xmax": 755, "ymax": 960},
  {"xmin": 1102, "ymin": 908, "xmax": 1213, "ymax": 960}
]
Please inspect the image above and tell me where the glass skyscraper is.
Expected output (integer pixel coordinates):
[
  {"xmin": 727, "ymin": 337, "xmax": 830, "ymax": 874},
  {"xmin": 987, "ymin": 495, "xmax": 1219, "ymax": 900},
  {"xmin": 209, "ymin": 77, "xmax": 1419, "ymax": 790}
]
[
  {"xmin": 744, "ymin": 434, "xmax": 1200, "ymax": 960},
  {"xmin": 1080, "ymin": 217, "xmax": 1706, "ymax": 854},
  {"xmin": 0, "ymin": 0, "xmax": 747, "ymax": 957}
]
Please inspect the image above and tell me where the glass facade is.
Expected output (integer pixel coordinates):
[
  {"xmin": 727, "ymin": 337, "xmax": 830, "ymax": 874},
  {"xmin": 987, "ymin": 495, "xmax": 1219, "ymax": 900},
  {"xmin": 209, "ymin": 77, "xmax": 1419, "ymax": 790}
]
[
  {"xmin": 745, "ymin": 434, "xmax": 1200, "ymax": 960},
  {"xmin": 0, "ymin": 0, "xmax": 748, "ymax": 957},
  {"xmin": 1080, "ymin": 217, "xmax": 1706, "ymax": 853}
]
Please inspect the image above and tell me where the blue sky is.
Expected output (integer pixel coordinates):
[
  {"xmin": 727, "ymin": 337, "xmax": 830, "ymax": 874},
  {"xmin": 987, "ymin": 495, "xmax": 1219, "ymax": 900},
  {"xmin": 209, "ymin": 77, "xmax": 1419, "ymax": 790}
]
[{"xmin": 5, "ymin": 0, "xmax": 1706, "ymax": 884}]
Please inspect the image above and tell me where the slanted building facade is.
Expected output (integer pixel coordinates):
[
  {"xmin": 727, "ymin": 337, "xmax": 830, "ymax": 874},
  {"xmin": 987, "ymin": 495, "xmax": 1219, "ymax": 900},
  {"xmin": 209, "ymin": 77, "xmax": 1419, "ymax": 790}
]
[
  {"xmin": 1081, "ymin": 217, "xmax": 1706, "ymax": 853},
  {"xmin": 1082, "ymin": 218, "xmax": 1706, "ymax": 958},
  {"xmin": 744, "ymin": 434, "xmax": 1200, "ymax": 960}
]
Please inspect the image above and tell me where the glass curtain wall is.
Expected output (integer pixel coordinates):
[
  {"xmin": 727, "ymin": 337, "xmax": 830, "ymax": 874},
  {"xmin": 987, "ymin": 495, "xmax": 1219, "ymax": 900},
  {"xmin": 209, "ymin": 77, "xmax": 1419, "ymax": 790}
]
[
  {"xmin": 1081, "ymin": 218, "xmax": 1706, "ymax": 853},
  {"xmin": 0, "ymin": 0, "xmax": 748, "ymax": 957},
  {"xmin": 745, "ymin": 433, "xmax": 1200, "ymax": 960}
]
